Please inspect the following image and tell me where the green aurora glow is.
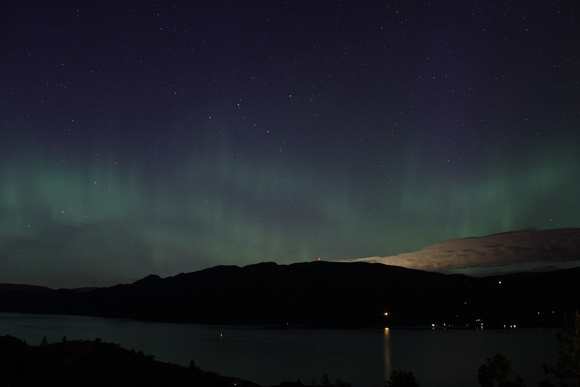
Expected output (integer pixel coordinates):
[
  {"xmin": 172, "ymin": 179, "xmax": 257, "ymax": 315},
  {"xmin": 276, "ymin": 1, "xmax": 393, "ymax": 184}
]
[{"xmin": 1, "ymin": 132, "xmax": 578, "ymax": 287}]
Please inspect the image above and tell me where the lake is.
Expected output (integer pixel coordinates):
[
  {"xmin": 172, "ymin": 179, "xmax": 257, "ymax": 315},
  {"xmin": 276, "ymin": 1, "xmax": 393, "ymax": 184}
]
[{"xmin": 0, "ymin": 313, "xmax": 560, "ymax": 386}]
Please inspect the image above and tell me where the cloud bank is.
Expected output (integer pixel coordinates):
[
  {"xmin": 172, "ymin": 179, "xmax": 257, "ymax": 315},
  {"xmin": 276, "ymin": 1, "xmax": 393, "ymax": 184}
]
[{"xmin": 347, "ymin": 228, "xmax": 580, "ymax": 276}]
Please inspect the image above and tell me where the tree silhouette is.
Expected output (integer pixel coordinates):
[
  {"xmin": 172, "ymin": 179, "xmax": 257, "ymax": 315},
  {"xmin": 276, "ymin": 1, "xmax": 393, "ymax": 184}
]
[
  {"xmin": 385, "ymin": 370, "xmax": 420, "ymax": 387},
  {"xmin": 542, "ymin": 311, "xmax": 580, "ymax": 387},
  {"xmin": 335, "ymin": 377, "xmax": 352, "ymax": 387},
  {"xmin": 320, "ymin": 373, "xmax": 332, "ymax": 386},
  {"xmin": 477, "ymin": 352, "xmax": 525, "ymax": 387}
]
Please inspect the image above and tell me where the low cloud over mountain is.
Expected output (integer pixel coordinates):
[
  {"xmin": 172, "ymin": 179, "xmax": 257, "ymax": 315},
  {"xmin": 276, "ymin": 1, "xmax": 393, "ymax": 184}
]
[{"xmin": 346, "ymin": 228, "xmax": 580, "ymax": 276}]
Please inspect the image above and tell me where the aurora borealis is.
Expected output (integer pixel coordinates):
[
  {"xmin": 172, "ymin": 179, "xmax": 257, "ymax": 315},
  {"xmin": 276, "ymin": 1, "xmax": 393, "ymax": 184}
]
[{"xmin": 1, "ymin": 1, "xmax": 579, "ymax": 288}]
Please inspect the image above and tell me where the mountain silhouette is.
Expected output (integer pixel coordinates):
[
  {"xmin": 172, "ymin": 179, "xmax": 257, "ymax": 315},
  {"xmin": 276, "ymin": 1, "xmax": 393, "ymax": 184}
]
[{"xmin": 1, "ymin": 261, "xmax": 579, "ymax": 327}]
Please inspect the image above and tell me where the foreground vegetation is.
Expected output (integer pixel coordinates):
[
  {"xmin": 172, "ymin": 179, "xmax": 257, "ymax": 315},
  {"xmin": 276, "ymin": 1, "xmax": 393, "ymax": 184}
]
[
  {"xmin": 385, "ymin": 311, "xmax": 580, "ymax": 387},
  {"xmin": 0, "ymin": 335, "xmax": 259, "ymax": 386},
  {"xmin": 0, "ymin": 335, "xmax": 351, "ymax": 387}
]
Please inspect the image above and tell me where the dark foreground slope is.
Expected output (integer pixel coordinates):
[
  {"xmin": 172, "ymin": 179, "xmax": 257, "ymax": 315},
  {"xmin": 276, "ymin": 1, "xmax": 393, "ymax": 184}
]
[
  {"xmin": 1, "ymin": 262, "xmax": 579, "ymax": 327},
  {"xmin": 0, "ymin": 335, "xmax": 259, "ymax": 387},
  {"xmin": 0, "ymin": 335, "xmax": 342, "ymax": 387}
]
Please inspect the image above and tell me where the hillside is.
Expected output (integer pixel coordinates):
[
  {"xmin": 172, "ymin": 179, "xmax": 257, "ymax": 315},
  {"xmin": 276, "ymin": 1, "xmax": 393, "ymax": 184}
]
[
  {"xmin": 0, "ymin": 284, "xmax": 52, "ymax": 294},
  {"xmin": 0, "ymin": 335, "xmax": 260, "ymax": 387},
  {"xmin": 1, "ymin": 261, "xmax": 579, "ymax": 327}
]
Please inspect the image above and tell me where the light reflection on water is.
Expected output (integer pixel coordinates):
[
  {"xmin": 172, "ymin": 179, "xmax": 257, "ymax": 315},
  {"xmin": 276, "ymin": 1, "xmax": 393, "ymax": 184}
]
[
  {"xmin": 383, "ymin": 327, "xmax": 392, "ymax": 382},
  {"xmin": 0, "ymin": 313, "xmax": 560, "ymax": 387}
]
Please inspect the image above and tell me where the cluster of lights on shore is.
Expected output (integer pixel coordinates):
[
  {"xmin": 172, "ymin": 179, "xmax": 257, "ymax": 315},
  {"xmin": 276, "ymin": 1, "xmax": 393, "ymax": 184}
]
[
  {"xmin": 383, "ymin": 310, "xmax": 523, "ymax": 330},
  {"xmin": 381, "ymin": 279, "xmax": 558, "ymax": 330}
]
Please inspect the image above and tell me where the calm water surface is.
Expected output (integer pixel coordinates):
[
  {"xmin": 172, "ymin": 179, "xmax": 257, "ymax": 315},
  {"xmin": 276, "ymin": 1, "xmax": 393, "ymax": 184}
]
[{"xmin": 0, "ymin": 313, "xmax": 559, "ymax": 386}]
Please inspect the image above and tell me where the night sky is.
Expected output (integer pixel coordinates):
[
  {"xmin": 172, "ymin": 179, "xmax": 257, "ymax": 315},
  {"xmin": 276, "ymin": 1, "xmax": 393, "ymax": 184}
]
[{"xmin": 1, "ymin": 1, "xmax": 579, "ymax": 288}]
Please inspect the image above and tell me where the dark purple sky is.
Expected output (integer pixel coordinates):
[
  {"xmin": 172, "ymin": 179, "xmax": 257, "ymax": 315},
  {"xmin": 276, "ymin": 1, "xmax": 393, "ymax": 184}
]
[{"xmin": 1, "ymin": 1, "xmax": 579, "ymax": 287}]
